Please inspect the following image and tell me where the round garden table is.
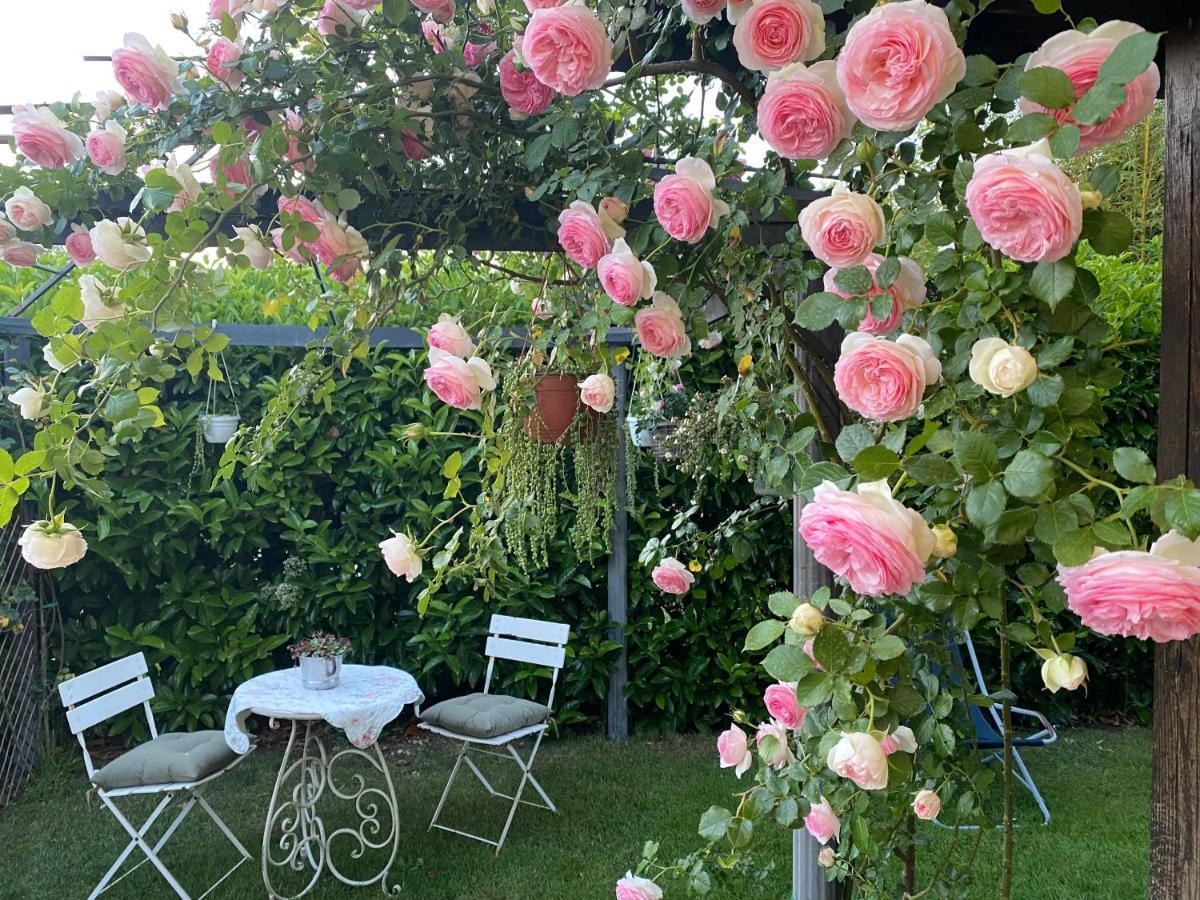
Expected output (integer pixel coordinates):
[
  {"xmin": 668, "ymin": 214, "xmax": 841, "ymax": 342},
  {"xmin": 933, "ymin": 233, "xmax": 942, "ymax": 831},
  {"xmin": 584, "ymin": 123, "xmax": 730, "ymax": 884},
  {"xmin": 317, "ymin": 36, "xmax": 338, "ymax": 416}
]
[{"xmin": 224, "ymin": 665, "xmax": 424, "ymax": 899}]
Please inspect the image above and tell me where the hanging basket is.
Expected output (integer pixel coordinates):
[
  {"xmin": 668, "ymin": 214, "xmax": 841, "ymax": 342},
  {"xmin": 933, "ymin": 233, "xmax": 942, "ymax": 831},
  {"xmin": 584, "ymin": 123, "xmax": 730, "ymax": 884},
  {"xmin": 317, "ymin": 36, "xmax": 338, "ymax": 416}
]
[
  {"xmin": 648, "ymin": 420, "xmax": 677, "ymax": 460},
  {"xmin": 627, "ymin": 415, "xmax": 654, "ymax": 448},
  {"xmin": 526, "ymin": 375, "xmax": 597, "ymax": 444},
  {"xmin": 201, "ymin": 414, "xmax": 241, "ymax": 444}
]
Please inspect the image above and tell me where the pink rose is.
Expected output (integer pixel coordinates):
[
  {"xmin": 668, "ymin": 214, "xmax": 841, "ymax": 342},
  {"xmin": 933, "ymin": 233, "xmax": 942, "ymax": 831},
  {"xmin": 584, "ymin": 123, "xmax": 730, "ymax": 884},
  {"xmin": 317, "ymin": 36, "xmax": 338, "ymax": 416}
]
[
  {"xmin": 342, "ymin": 0, "xmax": 383, "ymax": 8},
  {"xmin": 112, "ymin": 33, "xmax": 184, "ymax": 111},
  {"xmin": 65, "ymin": 224, "xmax": 96, "ymax": 266},
  {"xmin": 755, "ymin": 720, "xmax": 795, "ymax": 769},
  {"xmin": 827, "ymin": 732, "xmax": 888, "ymax": 790},
  {"xmin": 615, "ymin": 873, "xmax": 662, "ymax": 900},
  {"xmin": 717, "ymin": 724, "xmax": 752, "ymax": 777},
  {"xmin": 803, "ymin": 637, "xmax": 821, "ymax": 670},
  {"xmin": 682, "ymin": 0, "xmax": 727, "ymax": 25},
  {"xmin": 210, "ymin": 0, "xmax": 251, "ymax": 20},
  {"xmin": 5, "ymin": 188, "xmax": 52, "ymax": 232},
  {"xmin": 835, "ymin": 0, "xmax": 965, "ymax": 132},
  {"xmin": 499, "ymin": 50, "xmax": 556, "ymax": 119},
  {"xmin": 12, "ymin": 106, "xmax": 85, "ymax": 169},
  {"xmin": 764, "ymin": 683, "xmax": 805, "ymax": 730},
  {"xmin": 206, "ymin": 37, "xmax": 245, "ymax": 87},
  {"xmin": 804, "ymin": 797, "xmax": 840, "ymax": 845},
  {"xmin": 651, "ymin": 556, "xmax": 694, "ymax": 594},
  {"xmin": 318, "ymin": 1, "xmax": 366, "ymax": 36},
  {"xmin": 283, "ymin": 109, "xmax": 316, "ymax": 173},
  {"xmin": 279, "ymin": 195, "xmax": 327, "ymax": 225},
  {"xmin": 85, "ymin": 120, "xmax": 127, "ymax": 176},
  {"xmin": 1019, "ymin": 21, "xmax": 1160, "ymax": 155},
  {"xmin": 310, "ymin": 218, "xmax": 370, "ymax": 282},
  {"xmin": 210, "ymin": 154, "xmax": 257, "ymax": 197},
  {"xmin": 912, "ymin": 789, "xmax": 941, "ymax": 821},
  {"xmin": 464, "ymin": 40, "xmax": 497, "ymax": 68},
  {"xmin": 834, "ymin": 331, "xmax": 940, "ymax": 422},
  {"xmin": 732, "ymin": 0, "xmax": 824, "ymax": 73},
  {"xmin": 965, "ymin": 139, "xmax": 1082, "ymax": 263},
  {"xmin": 410, "ymin": 0, "xmax": 456, "ymax": 23},
  {"xmin": 798, "ymin": 187, "xmax": 885, "ymax": 268},
  {"xmin": 635, "ymin": 293, "xmax": 692, "ymax": 359},
  {"xmin": 557, "ymin": 200, "xmax": 614, "ymax": 269},
  {"xmin": 598, "ymin": 196, "xmax": 628, "ymax": 228},
  {"xmin": 579, "ymin": 373, "xmax": 616, "ymax": 413},
  {"xmin": 822, "ymin": 254, "xmax": 926, "ymax": 334},
  {"xmin": 757, "ymin": 61, "xmax": 855, "ymax": 161},
  {"xmin": 1056, "ymin": 531, "xmax": 1200, "ymax": 642},
  {"xmin": 427, "ymin": 314, "xmax": 475, "ymax": 358},
  {"xmin": 0, "ymin": 217, "xmax": 16, "ymax": 245},
  {"xmin": 798, "ymin": 479, "xmax": 936, "ymax": 597},
  {"xmin": 524, "ymin": 0, "xmax": 565, "ymax": 9},
  {"xmin": 653, "ymin": 157, "xmax": 730, "ymax": 244},
  {"xmin": 422, "ymin": 348, "xmax": 496, "ymax": 410},
  {"xmin": 401, "ymin": 129, "xmax": 428, "ymax": 160},
  {"xmin": 726, "ymin": 0, "xmax": 752, "ymax": 23},
  {"xmin": 597, "ymin": 239, "xmax": 657, "ymax": 306},
  {"xmin": 522, "ymin": 5, "xmax": 612, "ymax": 97},
  {"xmin": 880, "ymin": 725, "xmax": 917, "ymax": 755},
  {"xmin": 1, "ymin": 242, "xmax": 41, "ymax": 268}
]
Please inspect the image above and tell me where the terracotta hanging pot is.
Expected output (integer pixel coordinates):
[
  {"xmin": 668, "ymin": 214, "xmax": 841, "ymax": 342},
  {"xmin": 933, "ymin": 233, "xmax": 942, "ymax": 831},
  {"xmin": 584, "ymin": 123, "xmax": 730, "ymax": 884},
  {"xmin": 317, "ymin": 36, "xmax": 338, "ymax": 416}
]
[{"xmin": 527, "ymin": 375, "xmax": 596, "ymax": 444}]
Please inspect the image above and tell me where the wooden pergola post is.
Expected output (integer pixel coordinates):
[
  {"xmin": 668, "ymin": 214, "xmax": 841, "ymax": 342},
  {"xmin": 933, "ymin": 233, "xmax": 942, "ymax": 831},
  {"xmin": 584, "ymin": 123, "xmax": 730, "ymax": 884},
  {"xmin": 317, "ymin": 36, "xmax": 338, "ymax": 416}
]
[{"xmin": 1152, "ymin": 16, "xmax": 1200, "ymax": 899}]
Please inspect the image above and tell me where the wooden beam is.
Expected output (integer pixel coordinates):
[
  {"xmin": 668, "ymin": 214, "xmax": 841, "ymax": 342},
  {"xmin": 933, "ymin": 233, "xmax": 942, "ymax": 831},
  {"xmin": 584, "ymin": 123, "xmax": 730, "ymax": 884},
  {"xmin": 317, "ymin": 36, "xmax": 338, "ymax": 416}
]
[
  {"xmin": 1151, "ymin": 17, "xmax": 1200, "ymax": 900},
  {"xmin": 607, "ymin": 362, "xmax": 630, "ymax": 741}
]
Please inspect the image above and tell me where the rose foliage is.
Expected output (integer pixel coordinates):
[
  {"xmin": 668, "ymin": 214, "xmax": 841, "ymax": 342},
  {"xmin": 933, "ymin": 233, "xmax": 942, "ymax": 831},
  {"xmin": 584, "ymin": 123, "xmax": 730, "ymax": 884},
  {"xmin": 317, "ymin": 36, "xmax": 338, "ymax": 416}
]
[{"xmin": 0, "ymin": 0, "xmax": 1188, "ymax": 896}]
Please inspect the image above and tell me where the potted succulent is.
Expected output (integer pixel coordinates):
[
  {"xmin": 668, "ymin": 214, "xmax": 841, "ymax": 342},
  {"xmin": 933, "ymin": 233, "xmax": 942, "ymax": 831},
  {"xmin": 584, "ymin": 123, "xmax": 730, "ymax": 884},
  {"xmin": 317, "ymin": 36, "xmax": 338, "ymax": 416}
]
[{"xmin": 289, "ymin": 632, "xmax": 351, "ymax": 690}]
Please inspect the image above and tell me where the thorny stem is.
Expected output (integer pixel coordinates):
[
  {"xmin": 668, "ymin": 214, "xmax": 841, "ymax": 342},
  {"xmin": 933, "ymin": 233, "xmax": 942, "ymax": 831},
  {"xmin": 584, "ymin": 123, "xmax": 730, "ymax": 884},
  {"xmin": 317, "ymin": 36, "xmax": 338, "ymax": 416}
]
[{"xmin": 1000, "ymin": 592, "xmax": 1015, "ymax": 900}]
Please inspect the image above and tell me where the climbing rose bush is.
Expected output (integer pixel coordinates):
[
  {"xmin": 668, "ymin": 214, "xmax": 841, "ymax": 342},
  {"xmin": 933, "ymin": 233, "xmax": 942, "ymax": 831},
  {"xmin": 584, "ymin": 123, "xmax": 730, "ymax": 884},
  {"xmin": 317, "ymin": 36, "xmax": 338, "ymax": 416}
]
[{"xmin": 0, "ymin": 0, "xmax": 1182, "ymax": 896}]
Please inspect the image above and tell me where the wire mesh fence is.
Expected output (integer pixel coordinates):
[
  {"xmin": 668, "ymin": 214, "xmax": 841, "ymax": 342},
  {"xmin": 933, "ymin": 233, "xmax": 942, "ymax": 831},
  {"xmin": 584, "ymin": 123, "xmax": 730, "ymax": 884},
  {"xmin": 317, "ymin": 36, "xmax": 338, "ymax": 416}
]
[{"xmin": 0, "ymin": 505, "xmax": 48, "ymax": 811}]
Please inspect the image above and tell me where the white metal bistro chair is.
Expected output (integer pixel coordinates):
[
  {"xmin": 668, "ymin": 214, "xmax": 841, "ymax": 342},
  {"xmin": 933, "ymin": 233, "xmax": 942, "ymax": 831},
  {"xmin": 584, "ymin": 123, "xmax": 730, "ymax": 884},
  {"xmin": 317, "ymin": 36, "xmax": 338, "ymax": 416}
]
[
  {"xmin": 58, "ymin": 652, "xmax": 254, "ymax": 900},
  {"xmin": 418, "ymin": 614, "xmax": 570, "ymax": 855}
]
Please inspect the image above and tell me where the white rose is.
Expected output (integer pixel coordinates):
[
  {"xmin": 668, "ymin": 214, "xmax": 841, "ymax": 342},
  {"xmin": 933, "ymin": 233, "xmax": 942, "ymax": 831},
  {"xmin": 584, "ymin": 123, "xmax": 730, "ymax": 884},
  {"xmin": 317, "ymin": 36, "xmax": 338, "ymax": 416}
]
[
  {"xmin": 233, "ymin": 225, "xmax": 275, "ymax": 270},
  {"xmin": 79, "ymin": 275, "xmax": 126, "ymax": 329},
  {"xmin": 8, "ymin": 386, "xmax": 48, "ymax": 420},
  {"xmin": 379, "ymin": 532, "xmax": 423, "ymax": 582},
  {"xmin": 1040, "ymin": 652, "xmax": 1087, "ymax": 693},
  {"xmin": 969, "ymin": 338, "xmax": 1038, "ymax": 397},
  {"xmin": 476, "ymin": 0, "xmax": 496, "ymax": 13},
  {"xmin": 788, "ymin": 601, "xmax": 824, "ymax": 636},
  {"xmin": 90, "ymin": 218, "xmax": 152, "ymax": 271},
  {"xmin": 18, "ymin": 520, "xmax": 88, "ymax": 569},
  {"xmin": 579, "ymin": 373, "xmax": 616, "ymax": 413},
  {"xmin": 5, "ymin": 187, "xmax": 53, "ymax": 232},
  {"xmin": 826, "ymin": 731, "xmax": 888, "ymax": 790},
  {"xmin": 912, "ymin": 789, "xmax": 942, "ymax": 821},
  {"xmin": 43, "ymin": 343, "xmax": 73, "ymax": 372},
  {"xmin": 817, "ymin": 848, "xmax": 836, "ymax": 868},
  {"xmin": 93, "ymin": 90, "xmax": 125, "ymax": 122}
]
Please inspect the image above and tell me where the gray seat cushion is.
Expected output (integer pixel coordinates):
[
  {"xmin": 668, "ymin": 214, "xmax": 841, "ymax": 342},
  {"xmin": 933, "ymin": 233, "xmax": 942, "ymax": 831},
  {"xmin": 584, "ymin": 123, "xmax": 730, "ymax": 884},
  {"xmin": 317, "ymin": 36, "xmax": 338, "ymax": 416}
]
[
  {"xmin": 91, "ymin": 731, "xmax": 238, "ymax": 790},
  {"xmin": 420, "ymin": 693, "xmax": 549, "ymax": 739}
]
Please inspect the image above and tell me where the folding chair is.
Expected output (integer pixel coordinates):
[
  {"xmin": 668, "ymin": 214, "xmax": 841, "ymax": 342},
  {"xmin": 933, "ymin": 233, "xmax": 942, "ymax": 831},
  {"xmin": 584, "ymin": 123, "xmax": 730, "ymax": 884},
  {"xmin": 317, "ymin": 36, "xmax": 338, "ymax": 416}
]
[
  {"xmin": 418, "ymin": 614, "xmax": 570, "ymax": 854},
  {"xmin": 952, "ymin": 631, "xmax": 1058, "ymax": 826},
  {"xmin": 58, "ymin": 652, "xmax": 253, "ymax": 899}
]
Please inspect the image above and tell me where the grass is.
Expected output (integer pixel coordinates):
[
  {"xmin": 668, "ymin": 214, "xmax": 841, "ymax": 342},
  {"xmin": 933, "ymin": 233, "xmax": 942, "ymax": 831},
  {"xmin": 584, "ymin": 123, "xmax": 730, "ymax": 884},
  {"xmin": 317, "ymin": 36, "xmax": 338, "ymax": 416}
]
[{"xmin": 0, "ymin": 726, "xmax": 1148, "ymax": 899}]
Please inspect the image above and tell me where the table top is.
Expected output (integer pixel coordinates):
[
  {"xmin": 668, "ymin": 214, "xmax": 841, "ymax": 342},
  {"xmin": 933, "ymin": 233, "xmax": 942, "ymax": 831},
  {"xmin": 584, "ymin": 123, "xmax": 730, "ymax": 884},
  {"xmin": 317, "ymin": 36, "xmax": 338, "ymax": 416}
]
[{"xmin": 224, "ymin": 664, "xmax": 424, "ymax": 754}]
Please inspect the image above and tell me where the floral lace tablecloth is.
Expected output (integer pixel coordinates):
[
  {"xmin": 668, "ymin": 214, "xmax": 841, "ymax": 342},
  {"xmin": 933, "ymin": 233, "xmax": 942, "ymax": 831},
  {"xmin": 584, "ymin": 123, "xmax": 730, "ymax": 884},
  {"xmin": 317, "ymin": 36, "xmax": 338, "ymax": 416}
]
[{"xmin": 224, "ymin": 664, "xmax": 424, "ymax": 754}]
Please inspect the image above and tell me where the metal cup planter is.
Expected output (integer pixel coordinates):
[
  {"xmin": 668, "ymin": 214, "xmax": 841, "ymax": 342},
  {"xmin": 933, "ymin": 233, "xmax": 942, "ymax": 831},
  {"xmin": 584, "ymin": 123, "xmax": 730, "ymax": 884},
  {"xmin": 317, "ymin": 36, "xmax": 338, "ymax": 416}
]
[{"xmin": 298, "ymin": 654, "xmax": 344, "ymax": 690}]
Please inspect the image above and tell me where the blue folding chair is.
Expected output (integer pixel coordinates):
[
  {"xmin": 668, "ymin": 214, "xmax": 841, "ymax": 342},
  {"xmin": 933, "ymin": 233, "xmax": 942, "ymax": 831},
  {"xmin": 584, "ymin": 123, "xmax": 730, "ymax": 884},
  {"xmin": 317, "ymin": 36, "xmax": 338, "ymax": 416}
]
[{"xmin": 952, "ymin": 631, "xmax": 1057, "ymax": 826}]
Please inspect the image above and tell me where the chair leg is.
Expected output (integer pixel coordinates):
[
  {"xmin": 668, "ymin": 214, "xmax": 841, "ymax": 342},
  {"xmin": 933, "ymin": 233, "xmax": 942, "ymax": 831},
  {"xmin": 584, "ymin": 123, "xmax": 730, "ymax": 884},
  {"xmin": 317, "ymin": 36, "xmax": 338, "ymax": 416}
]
[
  {"xmin": 98, "ymin": 793, "xmax": 191, "ymax": 900},
  {"xmin": 463, "ymin": 752, "xmax": 499, "ymax": 796},
  {"xmin": 494, "ymin": 734, "xmax": 547, "ymax": 855},
  {"xmin": 195, "ymin": 792, "xmax": 253, "ymax": 860},
  {"xmin": 89, "ymin": 794, "xmax": 174, "ymax": 900},
  {"xmin": 1011, "ymin": 749, "xmax": 1051, "ymax": 826},
  {"xmin": 429, "ymin": 742, "xmax": 469, "ymax": 831}
]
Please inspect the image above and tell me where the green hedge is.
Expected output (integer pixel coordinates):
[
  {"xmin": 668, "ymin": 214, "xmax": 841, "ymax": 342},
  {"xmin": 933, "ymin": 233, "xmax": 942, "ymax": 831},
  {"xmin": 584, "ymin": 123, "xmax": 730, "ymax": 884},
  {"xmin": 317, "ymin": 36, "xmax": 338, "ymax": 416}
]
[{"xmin": 20, "ymin": 344, "xmax": 788, "ymax": 740}]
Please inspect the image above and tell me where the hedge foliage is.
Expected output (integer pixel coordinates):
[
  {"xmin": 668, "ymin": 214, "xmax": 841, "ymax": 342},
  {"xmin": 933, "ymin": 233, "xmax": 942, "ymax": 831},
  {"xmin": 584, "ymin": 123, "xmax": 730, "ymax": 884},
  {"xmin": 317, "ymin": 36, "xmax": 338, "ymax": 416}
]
[{"xmin": 10, "ymin": 340, "xmax": 788, "ymax": 739}]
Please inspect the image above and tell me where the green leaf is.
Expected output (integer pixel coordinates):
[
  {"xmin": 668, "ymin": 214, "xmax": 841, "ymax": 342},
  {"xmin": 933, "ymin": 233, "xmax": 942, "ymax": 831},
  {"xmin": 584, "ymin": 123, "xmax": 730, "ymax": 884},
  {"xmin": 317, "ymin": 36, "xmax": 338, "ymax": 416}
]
[
  {"xmin": 924, "ymin": 212, "xmax": 957, "ymax": 248},
  {"xmin": 211, "ymin": 120, "xmax": 237, "ymax": 145},
  {"xmin": 835, "ymin": 424, "xmax": 875, "ymax": 464},
  {"xmin": 1072, "ymin": 81, "xmax": 1129, "ymax": 126},
  {"xmin": 1048, "ymin": 124, "xmax": 1080, "ymax": 159},
  {"xmin": 1090, "ymin": 163, "xmax": 1120, "ymax": 196},
  {"xmin": 768, "ymin": 591, "xmax": 799, "ymax": 617},
  {"xmin": 1030, "ymin": 260, "xmax": 1076, "ymax": 308},
  {"xmin": 954, "ymin": 432, "xmax": 1000, "ymax": 481},
  {"xmin": 1007, "ymin": 112, "xmax": 1056, "ymax": 143},
  {"xmin": 764, "ymin": 644, "xmax": 810, "ymax": 682},
  {"xmin": 795, "ymin": 292, "xmax": 844, "ymax": 330},
  {"xmin": 699, "ymin": 806, "xmax": 733, "ymax": 841},
  {"xmin": 1026, "ymin": 374, "xmax": 1064, "ymax": 408},
  {"xmin": 336, "ymin": 188, "xmax": 362, "ymax": 211},
  {"xmin": 792, "ymin": 672, "xmax": 832, "ymax": 706},
  {"xmin": 966, "ymin": 482, "xmax": 1007, "ymax": 527},
  {"xmin": 888, "ymin": 684, "xmax": 926, "ymax": 717},
  {"xmin": 1165, "ymin": 490, "xmax": 1200, "ymax": 538},
  {"xmin": 1097, "ymin": 30, "xmax": 1161, "ymax": 85},
  {"xmin": 442, "ymin": 450, "xmax": 462, "ymax": 479},
  {"xmin": 852, "ymin": 446, "xmax": 901, "ymax": 481},
  {"xmin": 744, "ymin": 619, "xmax": 786, "ymax": 652},
  {"xmin": 1030, "ymin": 0, "xmax": 1061, "ymax": 12},
  {"xmin": 1113, "ymin": 447, "xmax": 1156, "ymax": 484},
  {"xmin": 1018, "ymin": 66, "xmax": 1077, "ymax": 109},
  {"xmin": 833, "ymin": 265, "xmax": 872, "ymax": 296},
  {"xmin": 905, "ymin": 454, "xmax": 959, "ymax": 486},
  {"xmin": 1053, "ymin": 528, "xmax": 1095, "ymax": 566},
  {"xmin": 872, "ymin": 635, "xmax": 905, "ymax": 660},
  {"xmin": 875, "ymin": 256, "xmax": 902, "ymax": 289},
  {"xmin": 1004, "ymin": 450, "xmax": 1055, "ymax": 499},
  {"xmin": 1082, "ymin": 209, "xmax": 1134, "ymax": 255}
]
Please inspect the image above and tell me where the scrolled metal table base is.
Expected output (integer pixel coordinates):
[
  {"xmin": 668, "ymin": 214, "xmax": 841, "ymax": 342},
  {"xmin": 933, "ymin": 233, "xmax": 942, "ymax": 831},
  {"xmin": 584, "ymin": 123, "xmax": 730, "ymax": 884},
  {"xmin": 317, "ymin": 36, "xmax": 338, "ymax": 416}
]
[{"xmin": 261, "ymin": 718, "xmax": 401, "ymax": 899}]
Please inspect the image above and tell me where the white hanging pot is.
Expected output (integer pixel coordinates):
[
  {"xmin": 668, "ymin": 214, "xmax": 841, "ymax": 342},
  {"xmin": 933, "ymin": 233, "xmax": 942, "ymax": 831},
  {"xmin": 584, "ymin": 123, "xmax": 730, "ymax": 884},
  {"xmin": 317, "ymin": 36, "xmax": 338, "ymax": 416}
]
[
  {"xmin": 627, "ymin": 416, "xmax": 653, "ymax": 448},
  {"xmin": 201, "ymin": 413, "xmax": 240, "ymax": 444}
]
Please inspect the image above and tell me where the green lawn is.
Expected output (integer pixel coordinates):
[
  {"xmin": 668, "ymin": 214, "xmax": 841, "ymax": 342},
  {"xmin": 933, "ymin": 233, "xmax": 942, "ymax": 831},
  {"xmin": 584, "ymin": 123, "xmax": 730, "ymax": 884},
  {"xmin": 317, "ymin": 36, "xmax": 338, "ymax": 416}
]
[{"xmin": 0, "ymin": 727, "xmax": 1149, "ymax": 899}]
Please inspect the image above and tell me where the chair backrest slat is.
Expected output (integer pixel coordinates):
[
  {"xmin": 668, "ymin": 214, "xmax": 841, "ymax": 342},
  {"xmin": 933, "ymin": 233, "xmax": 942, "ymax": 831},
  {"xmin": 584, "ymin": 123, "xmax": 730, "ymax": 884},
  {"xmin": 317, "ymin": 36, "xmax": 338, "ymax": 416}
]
[
  {"xmin": 64, "ymin": 677, "xmax": 155, "ymax": 735},
  {"xmin": 58, "ymin": 653, "xmax": 148, "ymax": 706},
  {"xmin": 484, "ymin": 635, "xmax": 566, "ymax": 670},
  {"xmin": 489, "ymin": 614, "xmax": 570, "ymax": 646}
]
